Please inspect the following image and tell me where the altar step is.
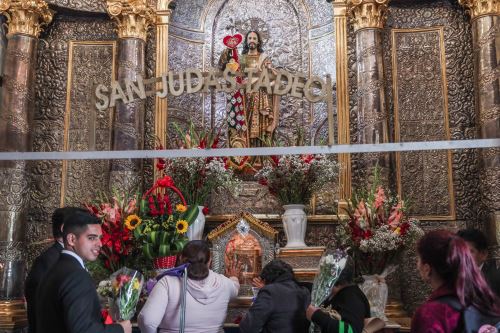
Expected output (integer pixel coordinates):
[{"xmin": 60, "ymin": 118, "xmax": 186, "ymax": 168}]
[
  {"xmin": 0, "ymin": 300, "xmax": 27, "ymax": 330},
  {"xmin": 385, "ymin": 299, "xmax": 411, "ymax": 332}
]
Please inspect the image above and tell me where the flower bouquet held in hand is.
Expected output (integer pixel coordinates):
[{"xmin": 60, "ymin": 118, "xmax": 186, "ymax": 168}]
[
  {"xmin": 109, "ymin": 267, "xmax": 144, "ymax": 321},
  {"xmin": 335, "ymin": 167, "xmax": 424, "ymax": 319},
  {"xmin": 310, "ymin": 249, "xmax": 348, "ymax": 307},
  {"xmin": 133, "ymin": 175, "xmax": 199, "ymax": 269},
  {"xmin": 85, "ymin": 191, "xmax": 140, "ymax": 273},
  {"xmin": 309, "ymin": 249, "xmax": 348, "ymax": 333}
]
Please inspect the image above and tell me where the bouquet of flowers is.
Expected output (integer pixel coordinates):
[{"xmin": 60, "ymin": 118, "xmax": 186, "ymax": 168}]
[
  {"xmin": 109, "ymin": 267, "xmax": 144, "ymax": 320},
  {"xmin": 335, "ymin": 167, "xmax": 423, "ymax": 319},
  {"xmin": 133, "ymin": 175, "xmax": 199, "ymax": 261},
  {"xmin": 85, "ymin": 192, "xmax": 140, "ymax": 272},
  {"xmin": 255, "ymin": 154, "xmax": 339, "ymax": 205},
  {"xmin": 335, "ymin": 167, "xmax": 424, "ymax": 276},
  {"xmin": 309, "ymin": 250, "xmax": 348, "ymax": 333},
  {"xmin": 310, "ymin": 249, "xmax": 348, "ymax": 306},
  {"xmin": 97, "ymin": 279, "xmax": 113, "ymax": 299},
  {"xmin": 157, "ymin": 123, "xmax": 240, "ymax": 207}
]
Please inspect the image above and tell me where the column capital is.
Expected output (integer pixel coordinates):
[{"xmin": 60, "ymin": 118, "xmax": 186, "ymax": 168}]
[
  {"xmin": 458, "ymin": 0, "xmax": 499, "ymax": 20},
  {"xmin": 347, "ymin": 0, "xmax": 389, "ymax": 32},
  {"xmin": 156, "ymin": 0, "xmax": 173, "ymax": 25},
  {"xmin": 332, "ymin": 0, "xmax": 348, "ymax": 17},
  {"xmin": 0, "ymin": 0, "xmax": 53, "ymax": 38},
  {"xmin": 106, "ymin": 0, "xmax": 155, "ymax": 41}
]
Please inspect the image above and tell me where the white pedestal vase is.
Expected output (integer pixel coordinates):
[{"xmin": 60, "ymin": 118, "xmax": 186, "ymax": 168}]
[
  {"xmin": 186, "ymin": 206, "xmax": 206, "ymax": 241},
  {"xmin": 282, "ymin": 204, "xmax": 307, "ymax": 248}
]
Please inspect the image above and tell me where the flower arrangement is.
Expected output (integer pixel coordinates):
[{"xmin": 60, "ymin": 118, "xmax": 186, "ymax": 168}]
[
  {"xmin": 310, "ymin": 249, "xmax": 348, "ymax": 306},
  {"xmin": 97, "ymin": 279, "xmax": 113, "ymax": 299},
  {"xmin": 109, "ymin": 267, "xmax": 144, "ymax": 320},
  {"xmin": 309, "ymin": 249, "xmax": 349, "ymax": 333},
  {"xmin": 255, "ymin": 154, "xmax": 339, "ymax": 205},
  {"xmin": 335, "ymin": 167, "xmax": 424, "ymax": 276},
  {"xmin": 157, "ymin": 123, "xmax": 240, "ymax": 208},
  {"xmin": 85, "ymin": 192, "xmax": 140, "ymax": 273},
  {"xmin": 133, "ymin": 175, "xmax": 199, "ymax": 261}
]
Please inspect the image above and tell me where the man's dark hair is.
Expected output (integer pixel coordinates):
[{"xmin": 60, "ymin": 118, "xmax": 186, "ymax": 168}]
[
  {"xmin": 51, "ymin": 207, "xmax": 88, "ymax": 238},
  {"xmin": 260, "ymin": 259, "xmax": 294, "ymax": 284},
  {"xmin": 62, "ymin": 210, "xmax": 101, "ymax": 244},
  {"xmin": 242, "ymin": 30, "xmax": 264, "ymax": 55},
  {"xmin": 457, "ymin": 228, "xmax": 489, "ymax": 252}
]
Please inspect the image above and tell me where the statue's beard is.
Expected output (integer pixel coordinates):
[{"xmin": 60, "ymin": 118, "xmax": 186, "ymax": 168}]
[{"xmin": 249, "ymin": 42, "xmax": 257, "ymax": 49}]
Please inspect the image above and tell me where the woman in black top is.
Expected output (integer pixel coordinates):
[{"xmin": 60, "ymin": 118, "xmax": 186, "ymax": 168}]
[
  {"xmin": 306, "ymin": 258, "xmax": 370, "ymax": 333},
  {"xmin": 240, "ymin": 259, "xmax": 311, "ymax": 333}
]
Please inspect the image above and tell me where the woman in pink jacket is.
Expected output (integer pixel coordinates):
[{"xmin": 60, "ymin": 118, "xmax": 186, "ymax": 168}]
[{"xmin": 138, "ymin": 241, "xmax": 240, "ymax": 333}]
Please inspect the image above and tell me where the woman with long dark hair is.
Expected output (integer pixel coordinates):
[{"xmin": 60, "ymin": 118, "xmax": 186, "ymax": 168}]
[
  {"xmin": 138, "ymin": 241, "xmax": 240, "ymax": 333},
  {"xmin": 412, "ymin": 230, "xmax": 500, "ymax": 332},
  {"xmin": 239, "ymin": 259, "xmax": 310, "ymax": 333}
]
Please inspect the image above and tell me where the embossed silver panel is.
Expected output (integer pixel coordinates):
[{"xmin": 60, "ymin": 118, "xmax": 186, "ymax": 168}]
[
  {"xmin": 392, "ymin": 28, "xmax": 455, "ymax": 220},
  {"xmin": 29, "ymin": 16, "xmax": 117, "ymax": 264},
  {"xmin": 47, "ymin": 0, "xmax": 106, "ymax": 12},
  {"xmin": 384, "ymin": 0, "xmax": 477, "ymax": 226},
  {"xmin": 62, "ymin": 42, "xmax": 115, "ymax": 205}
]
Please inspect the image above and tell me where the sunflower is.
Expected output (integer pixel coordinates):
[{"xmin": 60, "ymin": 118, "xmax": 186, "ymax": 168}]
[
  {"xmin": 175, "ymin": 219, "xmax": 189, "ymax": 234},
  {"xmin": 176, "ymin": 204, "xmax": 187, "ymax": 213},
  {"xmin": 124, "ymin": 214, "xmax": 142, "ymax": 230}
]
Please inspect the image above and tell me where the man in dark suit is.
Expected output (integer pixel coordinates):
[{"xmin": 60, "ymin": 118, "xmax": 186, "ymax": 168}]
[
  {"xmin": 458, "ymin": 228, "xmax": 500, "ymax": 297},
  {"xmin": 25, "ymin": 207, "xmax": 86, "ymax": 333},
  {"xmin": 35, "ymin": 210, "xmax": 131, "ymax": 333}
]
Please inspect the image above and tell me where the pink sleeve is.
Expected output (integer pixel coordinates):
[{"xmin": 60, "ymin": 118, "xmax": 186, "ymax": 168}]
[
  {"xmin": 411, "ymin": 302, "xmax": 461, "ymax": 333},
  {"xmin": 137, "ymin": 278, "xmax": 169, "ymax": 333},
  {"xmin": 227, "ymin": 276, "xmax": 240, "ymax": 299}
]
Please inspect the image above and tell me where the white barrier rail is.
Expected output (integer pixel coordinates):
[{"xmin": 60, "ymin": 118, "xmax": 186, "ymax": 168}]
[{"xmin": 0, "ymin": 139, "xmax": 498, "ymax": 160}]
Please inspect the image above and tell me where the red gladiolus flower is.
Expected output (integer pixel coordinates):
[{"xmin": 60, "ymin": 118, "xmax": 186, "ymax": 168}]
[
  {"xmin": 258, "ymin": 178, "xmax": 268, "ymax": 186},
  {"xmin": 212, "ymin": 137, "xmax": 219, "ymax": 148},
  {"xmin": 399, "ymin": 222, "xmax": 410, "ymax": 236},
  {"xmin": 202, "ymin": 206, "xmax": 209, "ymax": 215},
  {"xmin": 301, "ymin": 154, "xmax": 314, "ymax": 164},
  {"xmin": 198, "ymin": 138, "xmax": 207, "ymax": 149},
  {"xmin": 156, "ymin": 160, "xmax": 166, "ymax": 171}
]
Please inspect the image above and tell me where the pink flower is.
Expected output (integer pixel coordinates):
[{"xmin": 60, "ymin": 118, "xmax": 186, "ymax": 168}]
[
  {"xmin": 387, "ymin": 202, "xmax": 403, "ymax": 228},
  {"xmin": 126, "ymin": 198, "xmax": 137, "ymax": 214},
  {"xmin": 301, "ymin": 154, "xmax": 314, "ymax": 164},
  {"xmin": 373, "ymin": 186, "xmax": 386, "ymax": 210},
  {"xmin": 102, "ymin": 204, "xmax": 117, "ymax": 223},
  {"xmin": 354, "ymin": 200, "xmax": 368, "ymax": 220}
]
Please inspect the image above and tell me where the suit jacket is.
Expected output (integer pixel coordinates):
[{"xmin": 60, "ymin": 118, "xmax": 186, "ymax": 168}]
[
  {"xmin": 25, "ymin": 241, "xmax": 63, "ymax": 333},
  {"xmin": 35, "ymin": 253, "xmax": 123, "ymax": 333},
  {"xmin": 312, "ymin": 285, "xmax": 371, "ymax": 333},
  {"xmin": 482, "ymin": 261, "xmax": 500, "ymax": 297},
  {"xmin": 239, "ymin": 276, "xmax": 310, "ymax": 333}
]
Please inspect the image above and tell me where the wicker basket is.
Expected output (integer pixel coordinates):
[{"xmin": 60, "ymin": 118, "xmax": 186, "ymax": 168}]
[{"xmin": 153, "ymin": 255, "xmax": 177, "ymax": 269}]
